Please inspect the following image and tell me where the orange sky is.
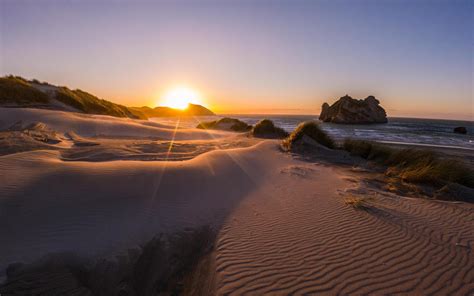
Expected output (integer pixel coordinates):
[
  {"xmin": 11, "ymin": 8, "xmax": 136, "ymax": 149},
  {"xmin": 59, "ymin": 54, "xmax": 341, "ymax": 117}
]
[{"xmin": 2, "ymin": 1, "xmax": 472, "ymax": 121}]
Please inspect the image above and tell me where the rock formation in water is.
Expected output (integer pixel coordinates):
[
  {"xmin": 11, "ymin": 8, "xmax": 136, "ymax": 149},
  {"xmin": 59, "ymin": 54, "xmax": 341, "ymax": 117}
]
[
  {"xmin": 453, "ymin": 127, "xmax": 467, "ymax": 134},
  {"xmin": 252, "ymin": 119, "xmax": 289, "ymax": 139},
  {"xmin": 196, "ymin": 117, "xmax": 252, "ymax": 132},
  {"xmin": 319, "ymin": 95, "xmax": 388, "ymax": 124}
]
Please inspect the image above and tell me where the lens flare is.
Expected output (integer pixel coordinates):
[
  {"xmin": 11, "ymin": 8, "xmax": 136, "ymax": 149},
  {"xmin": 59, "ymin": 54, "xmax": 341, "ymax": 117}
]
[{"xmin": 160, "ymin": 87, "xmax": 201, "ymax": 109}]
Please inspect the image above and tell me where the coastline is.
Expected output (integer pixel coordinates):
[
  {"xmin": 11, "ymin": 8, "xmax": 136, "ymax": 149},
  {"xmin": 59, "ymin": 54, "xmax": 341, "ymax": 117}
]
[{"xmin": 0, "ymin": 107, "xmax": 473, "ymax": 294}]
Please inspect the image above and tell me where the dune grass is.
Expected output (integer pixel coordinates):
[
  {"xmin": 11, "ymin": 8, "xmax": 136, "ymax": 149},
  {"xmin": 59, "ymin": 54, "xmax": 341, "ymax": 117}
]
[
  {"xmin": 252, "ymin": 119, "xmax": 289, "ymax": 139},
  {"xmin": 283, "ymin": 121, "xmax": 335, "ymax": 150},
  {"xmin": 196, "ymin": 117, "xmax": 252, "ymax": 132},
  {"xmin": 0, "ymin": 76, "xmax": 50, "ymax": 105},
  {"xmin": 0, "ymin": 75, "xmax": 146, "ymax": 119},
  {"xmin": 343, "ymin": 139, "xmax": 474, "ymax": 188},
  {"xmin": 344, "ymin": 196, "xmax": 373, "ymax": 210},
  {"xmin": 55, "ymin": 87, "xmax": 143, "ymax": 118}
]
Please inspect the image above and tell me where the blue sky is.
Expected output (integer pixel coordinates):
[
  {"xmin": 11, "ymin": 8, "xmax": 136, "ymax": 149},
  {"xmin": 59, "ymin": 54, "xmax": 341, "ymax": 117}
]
[{"xmin": 1, "ymin": 0, "xmax": 472, "ymax": 119}]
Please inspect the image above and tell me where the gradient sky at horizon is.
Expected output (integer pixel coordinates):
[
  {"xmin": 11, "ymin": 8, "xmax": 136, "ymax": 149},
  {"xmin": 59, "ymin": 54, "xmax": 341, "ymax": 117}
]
[{"xmin": 1, "ymin": 0, "xmax": 472, "ymax": 120}]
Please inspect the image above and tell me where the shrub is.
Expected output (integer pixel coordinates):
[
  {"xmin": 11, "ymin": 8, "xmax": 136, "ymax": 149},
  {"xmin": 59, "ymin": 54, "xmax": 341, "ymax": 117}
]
[
  {"xmin": 196, "ymin": 117, "xmax": 252, "ymax": 132},
  {"xmin": 343, "ymin": 139, "xmax": 393, "ymax": 161},
  {"xmin": 252, "ymin": 119, "xmax": 289, "ymax": 139},
  {"xmin": 283, "ymin": 121, "xmax": 335, "ymax": 150},
  {"xmin": 344, "ymin": 196, "xmax": 373, "ymax": 210},
  {"xmin": 343, "ymin": 139, "xmax": 474, "ymax": 188}
]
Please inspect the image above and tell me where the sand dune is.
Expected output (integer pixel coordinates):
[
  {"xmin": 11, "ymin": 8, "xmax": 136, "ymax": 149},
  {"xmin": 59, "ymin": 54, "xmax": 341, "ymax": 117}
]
[
  {"xmin": 0, "ymin": 107, "xmax": 258, "ymax": 161},
  {"xmin": 0, "ymin": 108, "xmax": 473, "ymax": 294},
  {"xmin": 214, "ymin": 164, "xmax": 474, "ymax": 295},
  {"xmin": 0, "ymin": 141, "xmax": 284, "ymax": 276},
  {"xmin": 0, "ymin": 108, "xmax": 227, "ymax": 140}
]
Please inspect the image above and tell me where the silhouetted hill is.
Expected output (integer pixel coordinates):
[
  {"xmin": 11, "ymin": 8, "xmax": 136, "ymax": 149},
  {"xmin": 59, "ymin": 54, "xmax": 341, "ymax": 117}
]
[
  {"xmin": 0, "ymin": 76, "xmax": 214, "ymax": 119},
  {"xmin": 131, "ymin": 103, "xmax": 215, "ymax": 117},
  {"xmin": 0, "ymin": 76, "xmax": 146, "ymax": 119}
]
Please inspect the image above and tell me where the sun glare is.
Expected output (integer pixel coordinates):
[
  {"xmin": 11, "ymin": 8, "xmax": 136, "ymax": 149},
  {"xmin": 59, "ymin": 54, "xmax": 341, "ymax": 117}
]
[{"xmin": 160, "ymin": 87, "xmax": 201, "ymax": 110}]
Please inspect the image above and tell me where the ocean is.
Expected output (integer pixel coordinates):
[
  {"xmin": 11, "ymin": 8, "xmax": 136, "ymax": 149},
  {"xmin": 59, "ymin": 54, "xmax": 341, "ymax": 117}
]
[{"xmin": 152, "ymin": 115, "xmax": 474, "ymax": 150}]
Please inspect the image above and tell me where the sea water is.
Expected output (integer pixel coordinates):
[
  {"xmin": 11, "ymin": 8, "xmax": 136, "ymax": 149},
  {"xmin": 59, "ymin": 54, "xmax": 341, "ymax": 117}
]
[{"xmin": 152, "ymin": 115, "xmax": 474, "ymax": 150}]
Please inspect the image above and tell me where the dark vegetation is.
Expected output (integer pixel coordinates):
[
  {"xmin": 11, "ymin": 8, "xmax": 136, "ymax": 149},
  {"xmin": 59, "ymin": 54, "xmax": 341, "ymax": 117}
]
[
  {"xmin": 196, "ymin": 117, "xmax": 252, "ymax": 132},
  {"xmin": 252, "ymin": 119, "xmax": 289, "ymax": 139},
  {"xmin": 0, "ymin": 226, "xmax": 215, "ymax": 296},
  {"xmin": 344, "ymin": 196, "xmax": 374, "ymax": 210},
  {"xmin": 279, "ymin": 121, "xmax": 473, "ymax": 201},
  {"xmin": 55, "ymin": 87, "xmax": 144, "ymax": 119},
  {"xmin": 343, "ymin": 139, "xmax": 474, "ymax": 189},
  {"xmin": 0, "ymin": 75, "xmax": 147, "ymax": 119},
  {"xmin": 282, "ymin": 121, "xmax": 335, "ymax": 150},
  {"xmin": 0, "ymin": 76, "xmax": 50, "ymax": 105}
]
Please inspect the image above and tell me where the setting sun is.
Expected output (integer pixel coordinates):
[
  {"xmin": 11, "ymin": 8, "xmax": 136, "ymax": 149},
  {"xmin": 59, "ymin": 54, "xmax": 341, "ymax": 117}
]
[{"xmin": 160, "ymin": 87, "xmax": 201, "ymax": 110}]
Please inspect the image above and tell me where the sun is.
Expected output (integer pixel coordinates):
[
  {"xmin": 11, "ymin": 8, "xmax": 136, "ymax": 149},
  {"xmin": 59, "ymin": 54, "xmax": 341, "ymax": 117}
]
[{"xmin": 160, "ymin": 86, "xmax": 201, "ymax": 110}]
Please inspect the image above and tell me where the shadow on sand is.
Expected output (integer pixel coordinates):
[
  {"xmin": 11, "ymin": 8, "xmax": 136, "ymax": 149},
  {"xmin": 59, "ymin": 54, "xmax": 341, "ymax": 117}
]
[{"xmin": 0, "ymin": 226, "xmax": 216, "ymax": 296}]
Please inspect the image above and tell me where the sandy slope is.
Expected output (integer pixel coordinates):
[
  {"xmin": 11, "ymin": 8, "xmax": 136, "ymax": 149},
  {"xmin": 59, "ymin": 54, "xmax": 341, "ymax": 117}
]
[
  {"xmin": 0, "ymin": 141, "xmax": 283, "ymax": 276},
  {"xmin": 214, "ymin": 163, "xmax": 474, "ymax": 295},
  {"xmin": 0, "ymin": 108, "xmax": 473, "ymax": 294},
  {"xmin": 0, "ymin": 108, "xmax": 227, "ymax": 140}
]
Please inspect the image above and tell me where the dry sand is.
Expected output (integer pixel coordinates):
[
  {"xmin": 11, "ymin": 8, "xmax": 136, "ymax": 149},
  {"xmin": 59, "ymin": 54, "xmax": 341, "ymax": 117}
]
[{"xmin": 0, "ymin": 107, "xmax": 473, "ymax": 295}]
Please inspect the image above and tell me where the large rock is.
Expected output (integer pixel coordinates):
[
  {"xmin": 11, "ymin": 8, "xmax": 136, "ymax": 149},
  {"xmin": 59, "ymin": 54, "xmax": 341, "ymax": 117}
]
[
  {"xmin": 319, "ymin": 95, "xmax": 388, "ymax": 124},
  {"xmin": 196, "ymin": 117, "xmax": 252, "ymax": 132},
  {"xmin": 453, "ymin": 127, "xmax": 467, "ymax": 134}
]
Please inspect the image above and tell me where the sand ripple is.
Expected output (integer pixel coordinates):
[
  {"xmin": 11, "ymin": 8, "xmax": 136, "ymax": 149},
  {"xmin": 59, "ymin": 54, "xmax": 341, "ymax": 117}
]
[{"xmin": 215, "ymin": 165, "xmax": 474, "ymax": 295}]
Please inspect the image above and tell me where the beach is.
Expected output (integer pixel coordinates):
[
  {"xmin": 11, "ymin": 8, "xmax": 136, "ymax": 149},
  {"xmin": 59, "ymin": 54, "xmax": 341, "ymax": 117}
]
[{"xmin": 0, "ymin": 107, "xmax": 473, "ymax": 295}]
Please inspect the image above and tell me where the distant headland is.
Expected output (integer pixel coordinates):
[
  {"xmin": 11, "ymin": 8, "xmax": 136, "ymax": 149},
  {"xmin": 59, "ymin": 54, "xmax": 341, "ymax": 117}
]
[{"xmin": 0, "ymin": 76, "xmax": 214, "ymax": 119}]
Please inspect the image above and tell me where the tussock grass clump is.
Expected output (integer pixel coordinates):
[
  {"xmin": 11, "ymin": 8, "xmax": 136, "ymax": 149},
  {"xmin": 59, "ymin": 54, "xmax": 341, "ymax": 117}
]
[
  {"xmin": 0, "ymin": 76, "xmax": 50, "ymax": 105},
  {"xmin": 252, "ymin": 119, "xmax": 289, "ymax": 139},
  {"xmin": 283, "ymin": 121, "xmax": 335, "ymax": 150},
  {"xmin": 196, "ymin": 117, "xmax": 252, "ymax": 132},
  {"xmin": 343, "ymin": 139, "xmax": 474, "ymax": 188},
  {"xmin": 344, "ymin": 196, "xmax": 373, "ymax": 210}
]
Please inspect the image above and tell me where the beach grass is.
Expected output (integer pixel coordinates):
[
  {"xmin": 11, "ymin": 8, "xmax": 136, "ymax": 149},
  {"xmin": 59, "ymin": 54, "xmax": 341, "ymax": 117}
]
[
  {"xmin": 283, "ymin": 121, "xmax": 335, "ymax": 150},
  {"xmin": 344, "ymin": 196, "xmax": 372, "ymax": 210},
  {"xmin": 252, "ymin": 119, "xmax": 289, "ymax": 139},
  {"xmin": 0, "ymin": 76, "xmax": 50, "ymax": 105},
  {"xmin": 196, "ymin": 117, "xmax": 252, "ymax": 132},
  {"xmin": 343, "ymin": 139, "xmax": 474, "ymax": 188}
]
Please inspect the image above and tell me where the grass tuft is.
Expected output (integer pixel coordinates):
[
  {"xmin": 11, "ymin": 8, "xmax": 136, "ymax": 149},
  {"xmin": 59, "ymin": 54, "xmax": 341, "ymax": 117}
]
[
  {"xmin": 196, "ymin": 117, "xmax": 252, "ymax": 132},
  {"xmin": 344, "ymin": 196, "xmax": 372, "ymax": 210},
  {"xmin": 283, "ymin": 121, "xmax": 335, "ymax": 150},
  {"xmin": 0, "ymin": 76, "xmax": 50, "ymax": 105},
  {"xmin": 252, "ymin": 119, "xmax": 289, "ymax": 139},
  {"xmin": 343, "ymin": 139, "xmax": 474, "ymax": 188}
]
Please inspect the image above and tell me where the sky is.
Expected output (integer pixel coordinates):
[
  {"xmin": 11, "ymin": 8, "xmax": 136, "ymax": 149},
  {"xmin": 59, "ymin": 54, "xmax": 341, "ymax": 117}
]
[{"xmin": 1, "ymin": 0, "xmax": 472, "ymax": 120}]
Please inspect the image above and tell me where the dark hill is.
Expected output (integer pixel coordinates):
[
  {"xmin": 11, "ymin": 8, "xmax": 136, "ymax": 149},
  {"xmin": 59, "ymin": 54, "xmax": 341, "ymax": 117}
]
[
  {"xmin": 0, "ymin": 76, "xmax": 214, "ymax": 119},
  {"xmin": 131, "ymin": 103, "xmax": 214, "ymax": 117}
]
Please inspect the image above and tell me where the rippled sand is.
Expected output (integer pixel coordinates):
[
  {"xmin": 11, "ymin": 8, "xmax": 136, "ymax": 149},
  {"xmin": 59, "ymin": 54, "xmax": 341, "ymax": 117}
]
[{"xmin": 0, "ymin": 107, "xmax": 473, "ymax": 295}]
